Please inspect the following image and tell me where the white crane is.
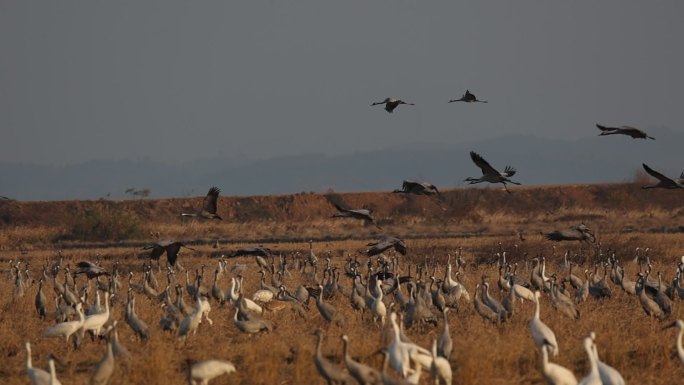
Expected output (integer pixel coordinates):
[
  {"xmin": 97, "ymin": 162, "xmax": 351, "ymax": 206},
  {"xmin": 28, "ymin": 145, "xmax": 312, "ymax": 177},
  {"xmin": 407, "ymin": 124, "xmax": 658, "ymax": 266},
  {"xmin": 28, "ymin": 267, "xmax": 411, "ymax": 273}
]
[
  {"xmin": 664, "ymin": 319, "xmax": 684, "ymax": 365},
  {"xmin": 81, "ymin": 292, "xmax": 111, "ymax": 339},
  {"xmin": 589, "ymin": 332, "xmax": 625, "ymax": 385},
  {"xmin": 578, "ymin": 335, "xmax": 601, "ymax": 385},
  {"xmin": 48, "ymin": 356, "xmax": 59, "ymax": 385},
  {"xmin": 430, "ymin": 339, "xmax": 452, "ymax": 385},
  {"xmin": 529, "ymin": 291, "xmax": 559, "ymax": 357},
  {"xmin": 187, "ymin": 360, "xmax": 236, "ymax": 385},
  {"xmin": 25, "ymin": 342, "xmax": 62, "ymax": 385},
  {"xmin": 540, "ymin": 345, "xmax": 577, "ymax": 385},
  {"xmin": 371, "ymin": 279, "xmax": 388, "ymax": 325},
  {"xmin": 44, "ymin": 302, "xmax": 85, "ymax": 347}
]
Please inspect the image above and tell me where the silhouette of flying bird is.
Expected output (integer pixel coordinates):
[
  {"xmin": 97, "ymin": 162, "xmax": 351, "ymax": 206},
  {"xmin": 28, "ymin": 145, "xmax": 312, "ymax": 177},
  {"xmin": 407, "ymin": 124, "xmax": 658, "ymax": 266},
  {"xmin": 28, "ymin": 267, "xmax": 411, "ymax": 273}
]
[
  {"xmin": 465, "ymin": 151, "xmax": 520, "ymax": 193},
  {"xmin": 181, "ymin": 187, "xmax": 222, "ymax": 220},
  {"xmin": 449, "ymin": 90, "xmax": 487, "ymax": 103},
  {"xmin": 641, "ymin": 164, "xmax": 684, "ymax": 189},
  {"xmin": 543, "ymin": 224, "xmax": 596, "ymax": 243},
  {"xmin": 367, "ymin": 236, "xmax": 407, "ymax": 256},
  {"xmin": 142, "ymin": 240, "xmax": 195, "ymax": 266},
  {"xmin": 371, "ymin": 98, "xmax": 414, "ymax": 113},
  {"xmin": 331, "ymin": 203, "xmax": 379, "ymax": 227},
  {"xmin": 393, "ymin": 180, "xmax": 440, "ymax": 196},
  {"xmin": 596, "ymin": 124, "xmax": 654, "ymax": 140}
]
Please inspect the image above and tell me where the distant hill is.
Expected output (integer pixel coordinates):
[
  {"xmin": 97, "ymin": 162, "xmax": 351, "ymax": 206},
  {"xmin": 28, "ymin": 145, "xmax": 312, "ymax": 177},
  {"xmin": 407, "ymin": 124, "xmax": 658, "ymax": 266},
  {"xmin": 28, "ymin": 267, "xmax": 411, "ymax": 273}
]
[{"xmin": 1, "ymin": 128, "xmax": 682, "ymax": 201}]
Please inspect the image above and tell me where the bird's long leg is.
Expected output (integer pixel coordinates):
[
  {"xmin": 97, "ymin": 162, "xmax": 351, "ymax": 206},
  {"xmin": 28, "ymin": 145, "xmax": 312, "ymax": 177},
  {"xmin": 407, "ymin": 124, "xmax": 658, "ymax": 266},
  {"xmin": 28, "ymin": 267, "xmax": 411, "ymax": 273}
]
[{"xmin": 502, "ymin": 183, "xmax": 511, "ymax": 194}]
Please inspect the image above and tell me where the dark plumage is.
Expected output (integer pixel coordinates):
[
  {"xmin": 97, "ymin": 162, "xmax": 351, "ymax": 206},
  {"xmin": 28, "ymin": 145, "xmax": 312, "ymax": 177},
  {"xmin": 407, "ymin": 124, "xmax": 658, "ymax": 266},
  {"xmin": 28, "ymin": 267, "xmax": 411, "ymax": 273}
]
[
  {"xmin": 74, "ymin": 261, "xmax": 110, "ymax": 279},
  {"xmin": 181, "ymin": 187, "xmax": 222, "ymax": 220},
  {"xmin": 367, "ymin": 236, "xmax": 407, "ymax": 256},
  {"xmin": 371, "ymin": 97, "xmax": 414, "ymax": 113},
  {"xmin": 393, "ymin": 180, "xmax": 440, "ymax": 196},
  {"xmin": 543, "ymin": 224, "xmax": 595, "ymax": 243},
  {"xmin": 465, "ymin": 151, "xmax": 520, "ymax": 193},
  {"xmin": 331, "ymin": 203, "xmax": 378, "ymax": 227},
  {"xmin": 142, "ymin": 240, "xmax": 195, "ymax": 266},
  {"xmin": 449, "ymin": 89, "xmax": 487, "ymax": 103},
  {"xmin": 230, "ymin": 246, "xmax": 273, "ymax": 258},
  {"xmin": 596, "ymin": 124, "xmax": 654, "ymax": 140},
  {"xmin": 641, "ymin": 164, "xmax": 684, "ymax": 189}
]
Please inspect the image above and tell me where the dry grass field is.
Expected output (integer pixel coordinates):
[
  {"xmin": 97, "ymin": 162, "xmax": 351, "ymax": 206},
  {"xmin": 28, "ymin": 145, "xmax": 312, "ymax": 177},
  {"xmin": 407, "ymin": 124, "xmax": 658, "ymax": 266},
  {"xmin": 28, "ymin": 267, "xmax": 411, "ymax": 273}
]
[{"xmin": 0, "ymin": 184, "xmax": 683, "ymax": 384}]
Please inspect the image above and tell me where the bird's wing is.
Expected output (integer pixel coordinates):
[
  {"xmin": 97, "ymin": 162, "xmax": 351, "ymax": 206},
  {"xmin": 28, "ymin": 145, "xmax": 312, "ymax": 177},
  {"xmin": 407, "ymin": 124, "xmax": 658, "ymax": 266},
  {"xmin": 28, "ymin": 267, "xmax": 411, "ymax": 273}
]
[
  {"xmin": 165, "ymin": 242, "xmax": 184, "ymax": 266},
  {"xmin": 596, "ymin": 124, "xmax": 616, "ymax": 132},
  {"xmin": 76, "ymin": 261, "xmax": 95, "ymax": 269},
  {"xmin": 642, "ymin": 163, "xmax": 674, "ymax": 183},
  {"xmin": 470, "ymin": 151, "xmax": 499, "ymax": 176},
  {"xmin": 393, "ymin": 239, "xmax": 407, "ymax": 255},
  {"xmin": 426, "ymin": 183, "xmax": 440, "ymax": 195},
  {"xmin": 502, "ymin": 166, "xmax": 517, "ymax": 178},
  {"xmin": 202, "ymin": 187, "xmax": 220, "ymax": 214},
  {"xmin": 333, "ymin": 203, "xmax": 348, "ymax": 213}
]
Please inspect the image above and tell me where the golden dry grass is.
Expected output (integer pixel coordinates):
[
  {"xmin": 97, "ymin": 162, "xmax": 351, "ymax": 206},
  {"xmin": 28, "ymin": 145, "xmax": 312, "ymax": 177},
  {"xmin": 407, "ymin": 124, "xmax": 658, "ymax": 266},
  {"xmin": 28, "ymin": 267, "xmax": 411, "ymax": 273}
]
[{"xmin": 0, "ymin": 234, "xmax": 683, "ymax": 385}]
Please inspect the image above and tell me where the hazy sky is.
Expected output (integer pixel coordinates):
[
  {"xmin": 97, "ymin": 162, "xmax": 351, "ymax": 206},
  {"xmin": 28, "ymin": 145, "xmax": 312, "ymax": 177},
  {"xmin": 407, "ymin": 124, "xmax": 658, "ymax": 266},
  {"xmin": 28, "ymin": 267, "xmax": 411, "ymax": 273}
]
[{"xmin": 1, "ymin": 1, "xmax": 683, "ymax": 165}]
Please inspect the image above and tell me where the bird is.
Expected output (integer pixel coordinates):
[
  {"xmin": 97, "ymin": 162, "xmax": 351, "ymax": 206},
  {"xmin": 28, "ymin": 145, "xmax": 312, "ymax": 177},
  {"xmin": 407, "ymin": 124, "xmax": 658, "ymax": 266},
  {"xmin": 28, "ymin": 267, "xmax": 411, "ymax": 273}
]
[
  {"xmin": 187, "ymin": 359, "xmax": 236, "ymax": 385},
  {"xmin": 465, "ymin": 151, "xmax": 520, "ymax": 193},
  {"xmin": 74, "ymin": 261, "xmax": 110, "ymax": 279},
  {"xmin": 181, "ymin": 186, "xmax": 222, "ymax": 220},
  {"xmin": 430, "ymin": 339, "xmax": 452, "ymax": 385},
  {"xmin": 449, "ymin": 89, "xmax": 487, "ymax": 103},
  {"xmin": 47, "ymin": 356, "xmax": 59, "ymax": 385},
  {"xmin": 89, "ymin": 342, "xmax": 114, "ymax": 385},
  {"xmin": 596, "ymin": 124, "xmax": 654, "ymax": 140},
  {"xmin": 367, "ymin": 236, "xmax": 407, "ymax": 256},
  {"xmin": 371, "ymin": 98, "xmax": 414, "ymax": 113},
  {"xmin": 142, "ymin": 240, "xmax": 196, "ymax": 266},
  {"xmin": 578, "ymin": 334, "xmax": 601, "ymax": 385},
  {"xmin": 540, "ymin": 344, "xmax": 577, "ymax": 385},
  {"xmin": 25, "ymin": 342, "xmax": 62, "ymax": 385},
  {"xmin": 44, "ymin": 302, "xmax": 85, "ymax": 347},
  {"xmin": 331, "ymin": 203, "xmax": 379, "ymax": 227},
  {"xmin": 543, "ymin": 224, "xmax": 595, "ymax": 243},
  {"xmin": 664, "ymin": 319, "xmax": 684, "ymax": 365},
  {"xmin": 313, "ymin": 330, "xmax": 354, "ymax": 385},
  {"xmin": 341, "ymin": 335, "xmax": 382, "ymax": 385},
  {"xmin": 437, "ymin": 308, "xmax": 453, "ymax": 360},
  {"xmin": 230, "ymin": 246, "xmax": 273, "ymax": 258},
  {"xmin": 529, "ymin": 291, "xmax": 559, "ymax": 357},
  {"xmin": 641, "ymin": 163, "xmax": 684, "ymax": 189},
  {"xmin": 589, "ymin": 332, "xmax": 625, "ymax": 385},
  {"xmin": 392, "ymin": 180, "xmax": 440, "ymax": 196}
]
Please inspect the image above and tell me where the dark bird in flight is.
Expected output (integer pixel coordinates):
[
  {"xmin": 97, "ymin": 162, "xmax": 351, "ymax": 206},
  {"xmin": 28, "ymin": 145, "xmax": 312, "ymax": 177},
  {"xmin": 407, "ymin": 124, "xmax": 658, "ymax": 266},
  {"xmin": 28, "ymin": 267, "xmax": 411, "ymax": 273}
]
[
  {"xmin": 73, "ymin": 261, "xmax": 110, "ymax": 279},
  {"xmin": 641, "ymin": 163, "xmax": 684, "ymax": 189},
  {"xmin": 393, "ymin": 180, "xmax": 440, "ymax": 196},
  {"xmin": 543, "ymin": 224, "xmax": 596, "ymax": 243},
  {"xmin": 596, "ymin": 124, "xmax": 654, "ymax": 140},
  {"xmin": 449, "ymin": 90, "xmax": 487, "ymax": 103},
  {"xmin": 367, "ymin": 236, "xmax": 407, "ymax": 256},
  {"xmin": 142, "ymin": 240, "xmax": 195, "ymax": 266},
  {"xmin": 465, "ymin": 151, "xmax": 520, "ymax": 193},
  {"xmin": 371, "ymin": 98, "xmax": 415, "ymax": 113},
  {"xmin": 331, "ymin": 203, "xmax": 379, "ymax": 227},
  {"xmin": 230, "ymin": 246, "xmax": 273, "ymax": 258},
  {"xmin": 181, "ymin": 187, "xmax": 222, "ymax": 220}
]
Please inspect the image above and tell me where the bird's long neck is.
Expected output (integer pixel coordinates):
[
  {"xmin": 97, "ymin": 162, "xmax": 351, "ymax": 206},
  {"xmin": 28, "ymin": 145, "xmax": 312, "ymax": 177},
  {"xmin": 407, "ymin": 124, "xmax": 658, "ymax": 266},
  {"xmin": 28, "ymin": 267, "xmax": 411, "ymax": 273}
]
[
  {"xmin": 25, "ymin": 344, "xmax": 32, "ymax": 369},
  {"xmin": 677, "ymin": 327, "xmax": 684, "ymax": 361},
  {"xmin": 533, "ymin": 294, "xmax": 540, "ymax": 320}
]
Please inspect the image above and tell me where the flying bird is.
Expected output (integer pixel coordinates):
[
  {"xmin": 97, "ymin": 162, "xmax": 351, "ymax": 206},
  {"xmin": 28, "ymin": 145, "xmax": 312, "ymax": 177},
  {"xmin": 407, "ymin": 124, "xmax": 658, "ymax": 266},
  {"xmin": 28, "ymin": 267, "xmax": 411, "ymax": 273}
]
[
  {"xmin": 596, "ymin": 124, "xmax": 654, "ymax": 140},
  {"xmin": 142, "ymin": 240, "xmax": 196, "ymax": 266},
  {"xmin": 73, "ymin": 261, "xmax": 110, "ymax": 279},
  {"xmin": 641, "ymin": 164, "xmax": 684, "ymax": 189},
  {"xmin": 392, "ymin": 180, "xmax": 440, "ymax": 196},
  {"xmin": 371, "ymin": 98, "xmax": 414, "ymax": 113},
  {"xmin": 331, "ymin": 203, "xmax": 379, "ymax": 227},
  {"xmin": 181, "ymin": 187, "xmax": 222, "ymax": 220},
  {"xmin": 449, "ymin": 90, "xmax": 487, "ymax": 103},
  {"xmin": 367, "ymin": 236, "xmax": 407, "ymax": 256},
  {"xmin": 230, "ymin": 246, "xmax": 273, "ymax": 258},
  {"xmin": 465, "ymin": 151, "xmax": 520, "ymax": 193},
  {"xmin": 543, "ymin": 224, "xmax": 596, "ymax": 243}
]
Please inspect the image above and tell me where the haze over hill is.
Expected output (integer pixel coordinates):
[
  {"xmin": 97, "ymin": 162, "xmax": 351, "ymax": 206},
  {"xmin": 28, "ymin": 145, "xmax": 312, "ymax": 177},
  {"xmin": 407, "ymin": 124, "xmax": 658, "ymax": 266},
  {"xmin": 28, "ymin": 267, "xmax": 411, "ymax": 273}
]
[{"xmin": 1, "ymin": 128, "xmax": 681, "ymax": 201}]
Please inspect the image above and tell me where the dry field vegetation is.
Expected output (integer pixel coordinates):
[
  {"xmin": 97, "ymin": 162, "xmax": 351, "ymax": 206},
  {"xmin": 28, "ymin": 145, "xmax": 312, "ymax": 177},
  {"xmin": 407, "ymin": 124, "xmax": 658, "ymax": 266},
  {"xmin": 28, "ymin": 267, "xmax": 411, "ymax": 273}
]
[{"xmin": 0, "ymin": 184, "xmax": 683, "ymax": 384}]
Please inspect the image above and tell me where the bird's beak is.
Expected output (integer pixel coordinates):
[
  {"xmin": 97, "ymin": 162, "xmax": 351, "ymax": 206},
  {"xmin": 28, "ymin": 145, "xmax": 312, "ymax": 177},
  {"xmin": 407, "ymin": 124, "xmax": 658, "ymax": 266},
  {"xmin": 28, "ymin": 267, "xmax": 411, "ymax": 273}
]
[{"xmin": 662, "ymin": 321, "xmax": 678, "ymax": 330}]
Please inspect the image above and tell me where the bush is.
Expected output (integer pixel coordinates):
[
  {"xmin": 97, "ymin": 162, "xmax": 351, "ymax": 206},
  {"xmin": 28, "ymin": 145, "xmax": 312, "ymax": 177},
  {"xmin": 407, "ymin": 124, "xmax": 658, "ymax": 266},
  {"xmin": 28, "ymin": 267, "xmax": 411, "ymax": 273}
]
[{"xmin": 63, "ymin": 203, "xmax": 145, "ymax": 241}]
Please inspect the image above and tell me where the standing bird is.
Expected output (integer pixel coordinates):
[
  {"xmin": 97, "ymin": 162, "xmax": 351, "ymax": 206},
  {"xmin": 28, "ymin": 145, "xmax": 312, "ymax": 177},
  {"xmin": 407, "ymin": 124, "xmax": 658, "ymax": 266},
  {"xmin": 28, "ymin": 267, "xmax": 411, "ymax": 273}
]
[
  {"xmin": 44, "ymin": 302, "xmax": 85, "ymax": 347},
  {"xmin": 90, "ymin": 342, "xmax": 115, "ymax": 385},
  {"xmin": 142, "ymin": 240, "xmax": 196, "ymax": 267},
  {"xmin": 529, "ymin": 291, "xmax": 559, "ymax": 357},
  {"xmin": 25, "ymin": 342, "xmax": 62, "ymax": 385},
  {"xmin": 664, "ymin": 319, "xmax": 684, "ymax": 365},
  {"xmin": 313, "ymin": 330, "xmax": 354, "ymax": 385},
  {"xmin": 641, "ymin": 164, "xmax": 684, "ymax": 189},
  {"xmin": 540, "ymin": 345, "xmax": 577, "ymax": 385},
  {"xmin": 187, "ymin": 359, "xmax": 236, "ymax": 385},
  {"xmin": 181, "ymin": 186, "xmax": 222, "ymax": 220},
  {"xmin": 596, "ymin": 124, "xmax": 654, "ymax": 140},
  {"xmin": 465, "ymin": 151, "xmax": 520, "ymax": 193},
  {"xmin": 331, "ymin": 203, "xmax": 379, "ymax": 228},
  {"xmin": 449, "ymin": 90, "xmax": 487, "ymax": 103},
  {"xmin": 341, "ymin": 335, "xmax": 382, "ymax": 385},
  {"xmin": 578, "ymin": 335, "xmax": 601, "ymax": 385},
  {"xmin": 392, "ymin": 180, "xmax": 440, "ymax": 196},
  {"xmin": 371, "ymin": 98, "xmax": 414, "ymax": 113}
]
